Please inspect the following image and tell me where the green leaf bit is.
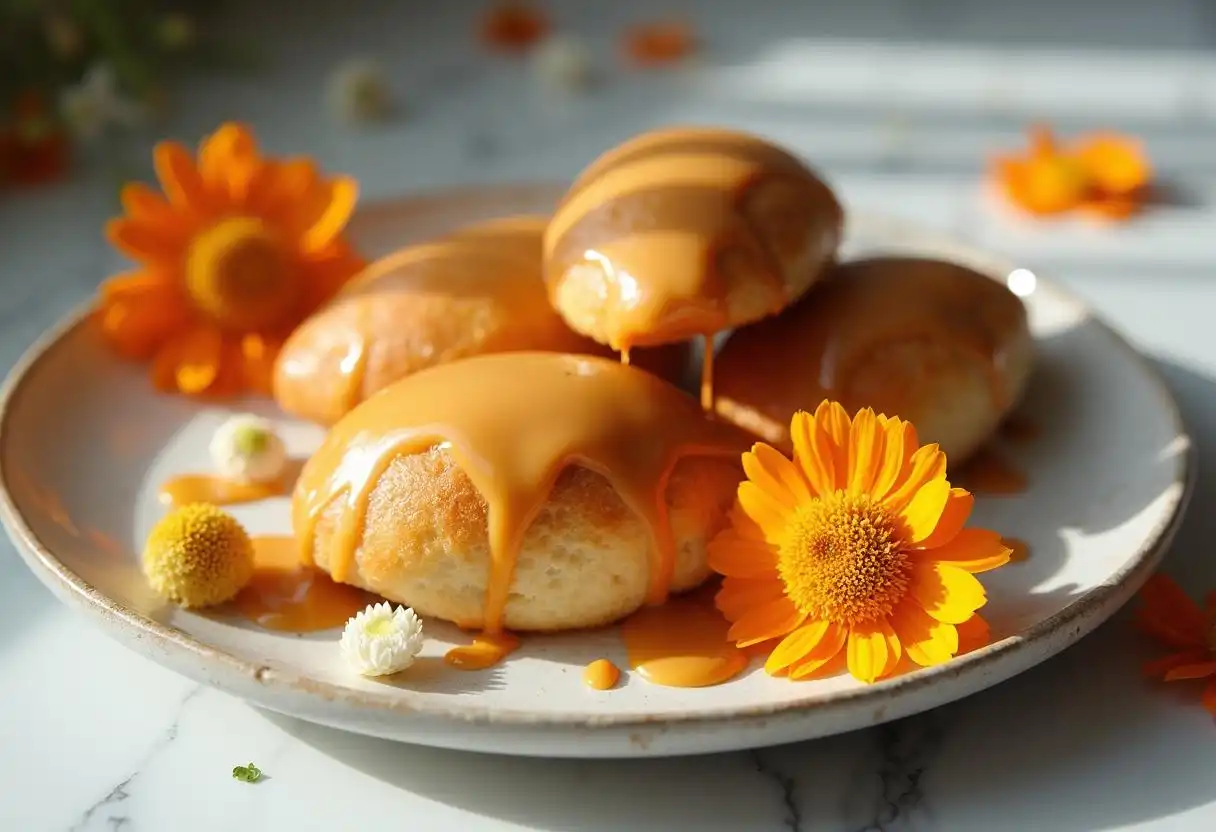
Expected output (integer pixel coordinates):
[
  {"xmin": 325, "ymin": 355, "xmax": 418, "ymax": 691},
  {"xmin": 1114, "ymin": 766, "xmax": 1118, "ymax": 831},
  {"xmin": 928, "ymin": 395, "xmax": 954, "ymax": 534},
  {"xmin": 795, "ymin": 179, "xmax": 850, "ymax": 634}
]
[{"xmin": 232, "ymin": 762, "xmax": 262, "ymax": 783}]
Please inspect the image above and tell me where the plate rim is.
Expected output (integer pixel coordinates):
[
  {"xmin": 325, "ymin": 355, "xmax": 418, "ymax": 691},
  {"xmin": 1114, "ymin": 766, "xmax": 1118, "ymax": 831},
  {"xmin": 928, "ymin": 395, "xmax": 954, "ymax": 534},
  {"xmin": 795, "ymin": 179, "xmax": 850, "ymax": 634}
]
[{"xmin": 0, "ymin": 185, "xmax": 1197, "ymax": 731}]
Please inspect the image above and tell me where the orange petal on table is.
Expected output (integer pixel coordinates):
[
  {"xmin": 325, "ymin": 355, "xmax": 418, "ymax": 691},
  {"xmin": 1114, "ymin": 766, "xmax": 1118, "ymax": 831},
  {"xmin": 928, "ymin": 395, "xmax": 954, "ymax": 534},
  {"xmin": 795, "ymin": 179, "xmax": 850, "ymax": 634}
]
[
  {"xmin": 846, "ymin": 621, "xmax": 890, "ymax": 684},
  {"xmin": 153, "ymin": 140, "xmax": 210, "ymax": 213},
  {"xmin": 1078, "ymin": 193, "xmax": 1142, "ymax": 222},
  {"xmin": 909, "ymin": 562, "xmax": 986, "ymax": 624},
  {"xmin": 997, "ymin": 153, "xmax": 1089, "ymax": 216},
  {"xmin": 765, "ymin": 618, "xmax": 832, "ymax": 675},
  {"xmin": 100, "ymin": 289, "xmax": 190, "ymax": 361},
  {"xmin": 737, "ymin": 480, "xmax": 792, "ymax": 543},
  {"xmin": 726, "ymin": 595, "xmax": 805, "ymax": 647},
  {"xmin": 1163, "ymin": 661, "xmax": 1216, "ymax": 682},
  {"xmin": 106, "ymin": 218, "xmax": 182, "ymax": 264},
  {"xmin": 846, "ymin": 408, "xmax": 884, "ymax": 494},
  {"xmin": 918, "ymin": 528, "xmax": 1011, "ymax": 573},
  {"xmin": 708, "ymin": 531, "xmax": 778, "ymax": 579},
  {"xmin": 173, "ymin": 325, "xmax": 224, "ymax": 394},
  {"xmin": 883, "ymin": 444, "xmax": 946, "ymax": 513},
  {"xmin": 1137, "ymin": 574, "xmax": 1207, "ymax": 642},
  {"xmin": 1203, "ymin": 679, "xmax": 1216, "ymax": 716},
  {"xmin": 788, "ymin": 621, "xmax": 849, "ymax": 679},
  {"xmin": 480, "ymin": 2, "xmax": 550, "ymax": 51},
  {"xmin": 914, "ymin": 488, "xmax": 975, "ymax": 550},
  {"xmin": 955, "ymin": 613, "xmax": 991, "ymax": 654},
  {"xmin": 791, "ymin": 410, "xmax": 836, "ymax": 497},
  {"xmin": 871, "ymin": 416, "xmax": 913, "ymax": 500},
  {"xmin": 891, "ymin": 598, "xmax": 958, "ymax": 667},
  {"xmin": 900, "ymin": 476, "xmax": 952, "ymax": 544},
  {"xmin": 1028, "ymin": 124, "xmax": 1060, "ymax": 158},
  {"xmin": 1143, "ymin": 651, "xmax": 1208, "ymax": 679},
  {"xmin": 1074, "ymin": 133, "xmax": 1151, "ymax": 196},
  {"xmin": 716, "ymin": 577, "xmax": 786, "ymax": 621},
  {"xmin": 623, "ymin": 20, "xmax": 695, "ymax": 67},
  {"xmin": 1135, "ymin": 610, "xmax": 1208, "ymax": 651}
]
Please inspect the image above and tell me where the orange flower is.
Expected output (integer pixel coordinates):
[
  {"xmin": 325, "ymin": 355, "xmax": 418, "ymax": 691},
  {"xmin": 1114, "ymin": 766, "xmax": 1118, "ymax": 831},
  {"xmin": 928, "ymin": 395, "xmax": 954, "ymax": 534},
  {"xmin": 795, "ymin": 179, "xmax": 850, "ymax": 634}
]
[
  {"xmin": 709, "ymin": 402, "xmax": 1010, "ymax": 684},
  {"xmin": 622, "ymin": 20, "xmax": 696, "ymax": 67},
  {"xmin": 99, "ymin": 122, "xmax": 365, "ymax": 398},
  {"xmin": 480, "ymin": 2, "xmax": 550, "ymax": 52},
  {"xmin": 1135, "ymin": 574, "xmax": 1216, "ymax": 715},
  {"xmin": 992, "ymin": 124, "xmax": 1151, "ymax": 220}
]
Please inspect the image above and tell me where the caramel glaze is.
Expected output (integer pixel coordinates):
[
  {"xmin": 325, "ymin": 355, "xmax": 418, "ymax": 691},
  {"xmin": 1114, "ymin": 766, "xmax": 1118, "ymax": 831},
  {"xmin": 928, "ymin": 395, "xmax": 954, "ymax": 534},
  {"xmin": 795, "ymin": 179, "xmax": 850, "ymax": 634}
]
[
  {"xmin": 158, "ymin": 474, "xmax": 287, "ymax": 508},
  {"xmin": 293, "ymin": 352, "xmax": 747, "ymax": 637},
  {"xmin": 714, "ymin": 257, "xmax": 1030, "ymax": 452},
  {"xmin": 621, "ymin": 589, "xmax": 749, "ymax": 687},
  {"xmin": 543, "ymin": 126, "xmax": 843, "ymax": 352},
  {"xmin": 233, "ymin": 536, "xmax": 375, "ymax": 632},
  {"xmin": 276, "ymin": 216, "xmax": 687, "ymax": 425},
  {"xmin": 583, "ymin": 658, "xmax": 622, "ymax": 690}
]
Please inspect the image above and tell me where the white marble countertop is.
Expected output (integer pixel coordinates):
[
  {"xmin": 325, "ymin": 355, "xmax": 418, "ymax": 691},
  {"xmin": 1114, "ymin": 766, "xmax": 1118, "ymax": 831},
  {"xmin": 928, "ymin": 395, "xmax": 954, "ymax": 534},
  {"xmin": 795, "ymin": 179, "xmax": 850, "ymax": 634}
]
[{"xmin": 4, "ymin": 2, "xmax": 1216, "ymax": 829}]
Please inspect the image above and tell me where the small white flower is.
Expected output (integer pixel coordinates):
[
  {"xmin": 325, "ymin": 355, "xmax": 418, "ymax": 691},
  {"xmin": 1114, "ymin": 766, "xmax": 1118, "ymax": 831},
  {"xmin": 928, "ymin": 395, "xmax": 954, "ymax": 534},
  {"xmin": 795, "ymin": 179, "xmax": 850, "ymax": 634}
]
[
  {"xmin": 340, "ymin": 602, "xmax": 424, "ymax": 677},
  {"xmin": 59, "ymin": 65, "xmax": 146, "ymax": 141},
  {"xmin": 208, "ymin": 415, "xmax": 287, "ymax": 484},
  {"xmin": 327, "ymin": 58, "xmax": 395, "ymax": 124},
  {"xmin": 532, "ymin": 36, "xmax": 595, "ymax": 93}
]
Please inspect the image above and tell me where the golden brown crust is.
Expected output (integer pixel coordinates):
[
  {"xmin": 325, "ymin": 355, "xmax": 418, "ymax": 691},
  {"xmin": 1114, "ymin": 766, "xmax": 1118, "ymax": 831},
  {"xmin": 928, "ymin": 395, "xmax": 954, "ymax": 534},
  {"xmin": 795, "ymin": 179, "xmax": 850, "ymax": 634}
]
[{"xmin": 302, "ymin": 448, "xmax": 741, "ymax": 631}]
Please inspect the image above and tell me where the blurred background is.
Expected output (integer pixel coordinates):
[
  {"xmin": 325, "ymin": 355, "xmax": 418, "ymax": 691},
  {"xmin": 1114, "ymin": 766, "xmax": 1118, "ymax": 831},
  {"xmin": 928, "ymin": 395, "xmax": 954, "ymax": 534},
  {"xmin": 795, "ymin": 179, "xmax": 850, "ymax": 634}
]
[{"xmin": 1, "ymin": 0, "xmax": 1213, "ymax": 368}]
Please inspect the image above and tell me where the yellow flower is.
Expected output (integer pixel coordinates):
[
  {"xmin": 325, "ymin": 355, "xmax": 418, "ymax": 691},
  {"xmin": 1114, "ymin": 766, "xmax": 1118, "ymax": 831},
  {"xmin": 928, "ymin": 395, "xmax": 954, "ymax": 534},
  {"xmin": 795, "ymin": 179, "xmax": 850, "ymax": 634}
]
[
  {"xmin": 709, "ymin": 401, "xmax": 1011, "ymax": 684},
  {"xmin": 99, "ymin": 122, "xmax": 366, "ymax": 398}
]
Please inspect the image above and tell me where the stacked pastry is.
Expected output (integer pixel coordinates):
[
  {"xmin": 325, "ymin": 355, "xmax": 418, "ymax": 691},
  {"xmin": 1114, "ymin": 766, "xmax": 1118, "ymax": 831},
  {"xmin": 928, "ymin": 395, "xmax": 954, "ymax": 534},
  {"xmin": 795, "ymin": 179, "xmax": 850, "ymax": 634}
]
[{"xmin": 275, "ymin": 126, "xmax": 1031, "ymax": 636}]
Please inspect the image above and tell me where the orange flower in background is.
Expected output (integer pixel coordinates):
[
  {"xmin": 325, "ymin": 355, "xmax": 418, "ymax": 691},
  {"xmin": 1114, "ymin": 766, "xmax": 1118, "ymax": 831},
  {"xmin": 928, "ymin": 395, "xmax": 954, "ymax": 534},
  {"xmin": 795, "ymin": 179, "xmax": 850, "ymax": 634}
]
[
  {"xmin": 622, "ymin": 20, "xmax": 696, "ymax": 67},
  {"xmin": 992, "ymin": 124, "xmax": 1151, "ymax": 221},
  {"xmin": 1135, "ymin": 574, "xmax": 1216, "ymax": 715},
  {"xmin": 480, "ymin": 2, "xmax": 550, "ymax": 51},
  {"xmin": 710, "ymin": 402, "xmax": 1010, "ymax": 684},
  {"xmin": 99, "ymin": 122, "xmax": 365, "ymax": 398}
]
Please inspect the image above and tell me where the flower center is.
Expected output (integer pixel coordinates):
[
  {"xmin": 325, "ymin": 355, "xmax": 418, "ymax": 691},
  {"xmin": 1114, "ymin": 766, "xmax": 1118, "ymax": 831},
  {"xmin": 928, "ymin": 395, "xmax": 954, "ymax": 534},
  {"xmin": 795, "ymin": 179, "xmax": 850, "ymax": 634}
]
[
  {"xmin": 186, "ymin": 217, "xmax": 295, "ymax": 331},
  {"xmin": 776, "ymin": 491, "xmax": 912, "ymax": 624}
]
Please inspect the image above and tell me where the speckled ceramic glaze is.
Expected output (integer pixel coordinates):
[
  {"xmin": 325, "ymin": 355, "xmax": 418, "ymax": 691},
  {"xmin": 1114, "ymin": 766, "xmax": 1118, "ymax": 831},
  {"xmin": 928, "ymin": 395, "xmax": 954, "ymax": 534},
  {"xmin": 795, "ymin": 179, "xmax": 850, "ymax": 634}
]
[{"xmin": 0, "ymin": 185, "xmax": 1193, "ymax": 758}]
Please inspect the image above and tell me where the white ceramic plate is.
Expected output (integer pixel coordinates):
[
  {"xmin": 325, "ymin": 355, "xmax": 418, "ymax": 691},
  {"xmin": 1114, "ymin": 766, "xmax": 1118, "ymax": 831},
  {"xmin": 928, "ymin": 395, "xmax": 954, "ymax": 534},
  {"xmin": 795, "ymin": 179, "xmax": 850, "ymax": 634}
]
[{"xmin": 0, "ymin": 185, "xmax": 1194, "ymax": 758}]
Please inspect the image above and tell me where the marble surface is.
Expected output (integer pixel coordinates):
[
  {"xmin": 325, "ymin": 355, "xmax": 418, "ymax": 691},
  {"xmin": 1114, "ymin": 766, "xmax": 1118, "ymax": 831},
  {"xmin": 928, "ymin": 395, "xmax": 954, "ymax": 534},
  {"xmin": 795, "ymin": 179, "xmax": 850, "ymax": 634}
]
[{"xmin": 4, "ymin": 1, "xmax": 1216, "ymax": 829}]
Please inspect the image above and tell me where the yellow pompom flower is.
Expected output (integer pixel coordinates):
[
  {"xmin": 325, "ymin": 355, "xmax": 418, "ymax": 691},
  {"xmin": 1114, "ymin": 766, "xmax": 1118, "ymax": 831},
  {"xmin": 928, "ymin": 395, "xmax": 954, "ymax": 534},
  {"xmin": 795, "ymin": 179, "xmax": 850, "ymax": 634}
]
[
  {"xmin": 709, "ymin": 401, "xmax": 1011, "ymax": 684},
  {"xmin": 143, "ymin": 503, "xmax": 254, "ymax": 607}
]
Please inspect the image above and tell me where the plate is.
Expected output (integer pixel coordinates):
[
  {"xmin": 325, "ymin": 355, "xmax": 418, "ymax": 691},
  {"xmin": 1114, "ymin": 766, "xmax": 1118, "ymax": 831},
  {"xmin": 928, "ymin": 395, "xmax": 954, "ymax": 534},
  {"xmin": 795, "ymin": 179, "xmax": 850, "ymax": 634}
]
[{"xmin": 0, "ymin": 185, "xmax": 1194, "ymax": 758}]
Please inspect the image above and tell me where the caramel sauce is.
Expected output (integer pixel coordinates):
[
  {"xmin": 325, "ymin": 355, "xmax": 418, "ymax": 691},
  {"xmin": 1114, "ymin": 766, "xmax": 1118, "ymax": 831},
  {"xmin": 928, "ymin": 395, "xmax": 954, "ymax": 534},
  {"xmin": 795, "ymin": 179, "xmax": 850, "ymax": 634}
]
[
  {"xmin": 158, "ymin": 474, "xmax": 287, "ymax": 507},
  {"xmin": 444, "ymin": 632, "xmax": 521, "ymax": 671},
  {"xmin": 583, "ymin": 658, "xmax": 621, "ymax": 690},
  {"xmin": 294, "ymin": 352, "xmax": 746, "ymax": 637},
  {"xmin": 621, "ymin": 593, "xmax": 749, "ymax": 687},
  {"xmin": 957, "ymin": 447, "xmax": 1028, "ymax": 496},
  {"xmin": 714, "ymin": 258, "xmax": 1029, "ymax": 453},
  {"xmin": 1004, "ymin": 536, "xmax": 1031, "ymax": 563},
  {"xmin": 544, "ymin": 127, "xmax": 840, "ymax": 352},
  {"xmin": 232, "ymin": 536, "xmax": 375, "ymax": 631}
]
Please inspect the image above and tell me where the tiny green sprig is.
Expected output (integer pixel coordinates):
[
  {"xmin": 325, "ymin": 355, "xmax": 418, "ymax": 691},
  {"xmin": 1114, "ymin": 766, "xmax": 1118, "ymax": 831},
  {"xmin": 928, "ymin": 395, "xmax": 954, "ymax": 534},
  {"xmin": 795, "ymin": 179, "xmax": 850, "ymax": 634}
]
[{"xmin": 232, "ymin": 762, "xmax": 262, "ymax": 783}]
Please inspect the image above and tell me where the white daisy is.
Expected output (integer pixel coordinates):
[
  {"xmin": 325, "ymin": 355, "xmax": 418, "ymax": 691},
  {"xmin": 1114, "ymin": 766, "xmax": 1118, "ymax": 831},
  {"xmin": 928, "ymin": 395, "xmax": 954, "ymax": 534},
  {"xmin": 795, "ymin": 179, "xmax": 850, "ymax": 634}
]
[{"xmin": 340, "ymin": 603, "xmax": 425, "ymax": 677}]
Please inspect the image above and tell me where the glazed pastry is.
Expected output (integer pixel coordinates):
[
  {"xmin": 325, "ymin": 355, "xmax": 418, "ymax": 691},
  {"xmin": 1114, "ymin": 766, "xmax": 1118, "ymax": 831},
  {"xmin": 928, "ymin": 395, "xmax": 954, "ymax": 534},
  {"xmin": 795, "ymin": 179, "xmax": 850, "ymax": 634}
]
[
  {"xmin": 543, "ymin": 125, "xmax": 843, "ymax": 351},
  {"xmin": 714, "ymin": 257, "xmax": 1033, "ymax": 464},
  {"xmin": 293, "ymin": 352, "xmax": 746, "ymax": 632},
  {"xmin": 274, "ymin": 216, "xmax": 688, "ymax": 425}
]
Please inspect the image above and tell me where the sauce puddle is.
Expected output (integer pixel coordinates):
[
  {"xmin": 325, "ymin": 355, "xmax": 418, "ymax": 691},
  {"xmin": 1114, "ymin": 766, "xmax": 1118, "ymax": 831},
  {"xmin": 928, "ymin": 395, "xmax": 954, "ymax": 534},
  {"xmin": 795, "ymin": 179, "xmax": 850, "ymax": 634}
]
[
  {"xmin": 621, "ymin": 593, "xmax": 749, "ymax": 687},
  {"xmin": 956, "ymin": 447, "xmax": 1027, "ymax": 496},
  {"xmin": 445, "ymin": 632, "xmax": 521, "ymax": 670},
  {"xmin": 583, "ymin": 658, "xmax": 621, "ymax": 690},
  {"xmin": 159, "ymin": 474, "xmax": 287, "ymax": 507},
  {"xmin": 232, "ymin": 536, "xmax": 375, "ymax": 631}
]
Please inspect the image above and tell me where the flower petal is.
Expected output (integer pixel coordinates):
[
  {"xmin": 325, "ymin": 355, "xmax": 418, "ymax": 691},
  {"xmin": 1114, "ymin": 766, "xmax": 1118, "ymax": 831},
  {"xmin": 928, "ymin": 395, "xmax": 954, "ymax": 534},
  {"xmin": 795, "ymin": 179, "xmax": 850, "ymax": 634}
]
[
  {"xmin": 100, "ymin": 289, "xmax": 191, "ymax": 360},
  {"xmin": 871, "ymin": 416, "xmax": 913, "ymax": 500},
  {"xmin": 891, "ymin": 599, "xmax": 958, "ymax": 667},
  {"xmin": 173, "ymin": 325, "xmax": 224, "ymax": 394},
  {"xmin": 788, "ymin": 621, "xmax": 848, "ymax": 679},
  {"xmin": 1164, "ymin": 662, "xmax": 1216, "ymax": 682},
  {"xmin": 751, "ymin": 442, "xmax": 812, "ymax": 505},
  {"xmin": 741, "ymin": 444, "xmax": 799, "ymax": 511},
  {"xmin": 716, "ymin": 577, "xmax": 786, "ymax": 621},
  {"xmin": 813, "ymin": 400, "xmax": 851, "ymax": 491},
  {"xmin": 119, "ymin": 183, "xmax": 191, "ymax": 240},
  {"xmin": 847, "ymin": 622, "xmax": 889, "ymax": 684},
  {"xmin": 847, "ymin": 408, "xmax": 884, "ymax": 494},
  {"xmin": 240, "ymin": 333, "xmax": 280, "ymax": 396},
  {"xmin": 708, "ymin": 532, "xmax": 778, "ymax": 579},
  {"xmin": 1135, "ymin": 611, "xmax": 1208, "ymax": 650},
  {"xmin": 298, "ymin": 176, "xmax": 359, "ymax": 254},
  {"xmin": 1138, "ymin": 574, "xmax": 1207, "ymax": 640},
  {"xmin": 915, "ymin": 488, "xmax": 974, "ymax": 549},
  {"xmin": 1074, "ymin": 133, "xmax": 1150, "ymax": 196},
  {"xmin": 883, "ymin": 444, "xmax": 947, "ymax": 512},
  {"xmin": 764, "ymin": 618, "xmax": 831, "ymax": 676},
  {"xmin": 899, "ymin": 476, "xmax": 952, "ymax": 544},
  {"xmin": 955, "ymin": 613, "xmax": 991, "ymax": 655},
  {"xmin": 153, "ymin": 140, "xmax": 210, "ymax": 212},
  {"xmin": 99, "ymin": 271, "xmax": 172, "ymax": 304},
  {"xmin": 910, "ymin": 562, "xmax": 987, "ymax": 624},
  {"xmin": 1203, "ymin": 679, "xmax": 1216, "ymax": 716},
  {"xmin": 727, "ymin": 595, "xmax": 804, "ymax": 647},
  {"xmin": 1143, "ymin": 651, "xmax": 1208, "ymax": 679},
  {"xmin": 106, "ymin": 218, "xmax": 182, "ymax": 264},
  {"xmin": 199, "ymin": 122, "xmax": 258, "ymax": 192},
  {"xmin": 737, "ymin": 481, "xmax": 792, "ymax": 544},
  {"xmin": 919, "ymin": 528, "xmax": 1012, "ymax": 573},
  {"xmin": 878, "ymin": 616, "xmax": 902, "ymax": 676},
  {"xmin": 791, "ymin": 410, "xmax": 835, "ymax": 497}
]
